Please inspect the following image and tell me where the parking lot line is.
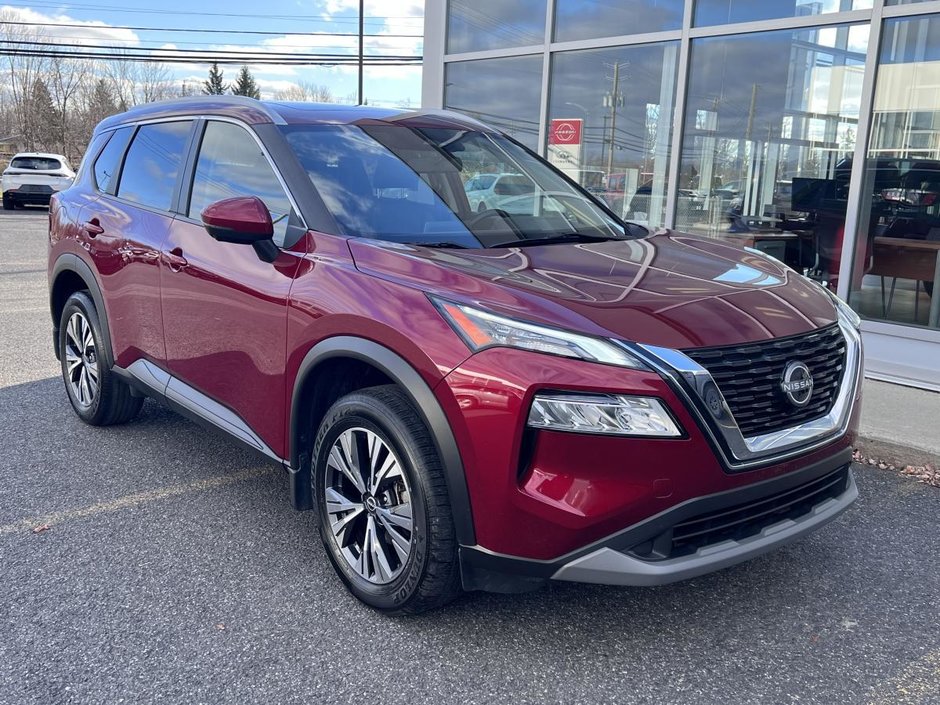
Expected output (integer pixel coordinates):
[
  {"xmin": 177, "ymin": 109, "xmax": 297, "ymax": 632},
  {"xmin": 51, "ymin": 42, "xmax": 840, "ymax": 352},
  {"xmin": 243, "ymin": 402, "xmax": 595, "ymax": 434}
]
[
  {"xmin": 0, "ymin": 466, "xmax": 278, "ymax": 536},
  {"xmin": 865, "ymin": 650, "xmax": 940, "ymax": 705}
]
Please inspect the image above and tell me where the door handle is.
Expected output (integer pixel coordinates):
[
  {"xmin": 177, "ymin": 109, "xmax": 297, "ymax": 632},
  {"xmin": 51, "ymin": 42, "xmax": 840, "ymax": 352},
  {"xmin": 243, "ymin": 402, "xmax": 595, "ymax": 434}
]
[
  {"xmin": 165, "ymin": 247, "xmax": 189, "ymax": 272},
  {"xmin": 81, "ymin": 219, "xmax": 104, "ymax": 237}
]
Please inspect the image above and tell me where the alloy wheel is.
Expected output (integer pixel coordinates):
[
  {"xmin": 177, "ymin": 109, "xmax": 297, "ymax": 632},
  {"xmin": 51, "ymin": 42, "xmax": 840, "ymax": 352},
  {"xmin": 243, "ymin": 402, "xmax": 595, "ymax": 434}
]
[
  {"xmin": 324, "ymin": 427, "xmax": 414, "ymax": 585},
  {"xmin": 64, "ymin": 311, "xmax": 99, "ymax": 408}
]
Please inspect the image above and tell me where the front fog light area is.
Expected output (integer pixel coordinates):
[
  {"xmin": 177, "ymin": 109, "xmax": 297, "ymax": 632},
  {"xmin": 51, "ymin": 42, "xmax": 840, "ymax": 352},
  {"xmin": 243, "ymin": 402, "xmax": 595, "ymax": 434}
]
[{"xmin": 527, "ymin": 394, "xmax": 682, "ymax": 437}]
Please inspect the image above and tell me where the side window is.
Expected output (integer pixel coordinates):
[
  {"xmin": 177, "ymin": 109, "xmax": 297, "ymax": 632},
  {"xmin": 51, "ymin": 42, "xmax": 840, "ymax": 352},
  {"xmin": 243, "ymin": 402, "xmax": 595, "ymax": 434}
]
[
  {"xmin": 93, "ymin": 126, "xmax": 133, "ymax": 193},
  {"xmin": 188, "ymin": 121, "xmax": 293, "ymax": 243},
  {"xmin": 117, "ymin": 121, "xmax": 192, "ymax": 211}
]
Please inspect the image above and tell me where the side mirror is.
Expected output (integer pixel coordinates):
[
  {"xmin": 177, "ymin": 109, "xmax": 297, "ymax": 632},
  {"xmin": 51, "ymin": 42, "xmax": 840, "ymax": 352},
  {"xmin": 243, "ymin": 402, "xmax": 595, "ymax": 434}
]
[{"xmin": 201, "ymin": 196, "xmax": 279, "ymax": 262}]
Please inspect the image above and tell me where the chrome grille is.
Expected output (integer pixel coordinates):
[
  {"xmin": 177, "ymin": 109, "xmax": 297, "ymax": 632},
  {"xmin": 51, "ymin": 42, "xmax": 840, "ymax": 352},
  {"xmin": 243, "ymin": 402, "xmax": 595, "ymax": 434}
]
[{"xmin": 683, "ymin": 325, "xmax": 846, "ymax": 437}]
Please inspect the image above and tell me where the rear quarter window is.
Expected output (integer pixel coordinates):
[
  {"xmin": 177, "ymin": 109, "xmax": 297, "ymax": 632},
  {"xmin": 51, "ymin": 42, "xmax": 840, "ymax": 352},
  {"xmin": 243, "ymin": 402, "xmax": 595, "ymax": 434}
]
[{"xmin": 93, "ymin": 127, "xmax": 133, "ymax": 193}]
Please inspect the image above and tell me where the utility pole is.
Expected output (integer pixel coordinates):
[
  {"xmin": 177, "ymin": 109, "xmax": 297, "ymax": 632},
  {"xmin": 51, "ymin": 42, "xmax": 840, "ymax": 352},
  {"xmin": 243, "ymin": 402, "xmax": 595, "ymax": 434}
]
[
  {"xmin": 358, "ymin": 0, "xmax": 364, "ymax": 105},
  {"xmin": 744, "ymin": 83, "xmax": 759, "ymax": 146},
  {"xmin": 741, "ymin": 83, "xmax": 759, "ymax": 212},
  {"xmin": 603, "ymin": 62, "xmax": 625, "ymax": 178}
]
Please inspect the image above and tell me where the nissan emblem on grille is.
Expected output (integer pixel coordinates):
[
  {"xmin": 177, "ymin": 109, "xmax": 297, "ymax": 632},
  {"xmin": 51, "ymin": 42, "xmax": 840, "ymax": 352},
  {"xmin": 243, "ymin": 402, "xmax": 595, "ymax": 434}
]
[{"xmin": 781, "ymin": 362, "xmax": 814, "ymax": 407}]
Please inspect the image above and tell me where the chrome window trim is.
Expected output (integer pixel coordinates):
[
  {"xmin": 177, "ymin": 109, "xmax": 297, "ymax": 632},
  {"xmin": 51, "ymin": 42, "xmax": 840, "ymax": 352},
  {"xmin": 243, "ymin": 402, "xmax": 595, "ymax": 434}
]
[
  {"xmin": 105, "ymin": 114, "xmax": 306, "ymax": 232},
  {"xmin": 622, "ymin": 318, "xmax": 862, "ymax": 469}
]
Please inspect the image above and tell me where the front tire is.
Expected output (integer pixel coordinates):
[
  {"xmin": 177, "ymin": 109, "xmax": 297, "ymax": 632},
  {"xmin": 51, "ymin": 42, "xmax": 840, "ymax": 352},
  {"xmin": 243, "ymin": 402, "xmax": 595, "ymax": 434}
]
[
  {"xmin": 59, "ymin": 291, "xmax": 143, "ymax": 426},
  {"xmin": 2, "ymin": 195, "xmax": 13, "ymax": 211},
  {"xmin": 312, "ymin": 386, "xmax": 460, "ymax": 614}
]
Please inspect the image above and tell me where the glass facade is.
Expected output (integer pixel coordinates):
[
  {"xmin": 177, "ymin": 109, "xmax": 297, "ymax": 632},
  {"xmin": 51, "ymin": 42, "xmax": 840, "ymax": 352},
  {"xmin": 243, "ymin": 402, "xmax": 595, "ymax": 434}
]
[
  {"xmin": 446, "ymin": 0, "xmax": 547, "ymax": 54},
  {"xmin": 694, "ymin": 0, "xmax": 873, "ymax": 27},
  {"xmin": 430, "ymin": 0, "xmax": 940, "ymax": 388},
  {"xmin": 548, "ymin": 43, "xmax": 679, "ymax": 226},
  {"xmin": 554, "ymin": 0, "xmax": 684, "ymax": 42},
  {"xmin": 444, "ymin": 55, "xmax": 544, "ymax": 150},
  {"xmin": 849, "ymin": 13, "xmax": 940, "ymax": 330},
  {"xmin": 677, "ymin": 25, "xmax": 867, "ymax": 283}
]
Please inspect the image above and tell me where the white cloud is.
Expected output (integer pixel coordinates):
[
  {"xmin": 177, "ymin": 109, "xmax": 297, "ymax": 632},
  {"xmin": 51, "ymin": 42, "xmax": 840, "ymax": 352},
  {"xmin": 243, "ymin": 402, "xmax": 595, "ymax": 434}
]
[{"xmin": 0, "ymin": 5, "xmax": 140, "ymax": 45}]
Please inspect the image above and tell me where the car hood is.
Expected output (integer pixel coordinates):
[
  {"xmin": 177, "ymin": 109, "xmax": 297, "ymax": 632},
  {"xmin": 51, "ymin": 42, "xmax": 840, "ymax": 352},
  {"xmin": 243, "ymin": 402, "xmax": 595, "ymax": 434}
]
[{"xmin": 348, "ymin": 230, "xmax": 838, "ymax": 350}]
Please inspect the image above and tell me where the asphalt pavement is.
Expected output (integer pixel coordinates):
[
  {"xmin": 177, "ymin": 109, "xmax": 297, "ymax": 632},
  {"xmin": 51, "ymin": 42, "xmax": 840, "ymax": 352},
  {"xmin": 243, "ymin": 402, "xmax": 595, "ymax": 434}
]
[{"xmin": 1, "ymin": 207, "xmax": 939, "ymax": 705}]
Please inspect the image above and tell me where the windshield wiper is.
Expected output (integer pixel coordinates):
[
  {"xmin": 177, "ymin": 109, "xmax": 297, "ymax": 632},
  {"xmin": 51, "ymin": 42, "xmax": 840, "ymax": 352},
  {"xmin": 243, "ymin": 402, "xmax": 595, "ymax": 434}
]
[
  {"xmin": 488, "ymin": 232, "xmax": 624, "ymax": 249},
  {"xmin": 407, "ymin": 241, "xmax": 471, "ymax": 249}
]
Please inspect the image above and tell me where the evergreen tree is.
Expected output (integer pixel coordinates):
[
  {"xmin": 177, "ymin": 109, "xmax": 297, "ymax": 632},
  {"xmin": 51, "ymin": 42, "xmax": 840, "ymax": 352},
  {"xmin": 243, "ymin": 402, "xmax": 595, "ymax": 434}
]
[
  {"xmin": 203, "ymin": 62, "xmax": 227, "ymax": 95},
  {"xmin": 87, "ymin": 78, "xmax": 118, "ymax": 123},
  {"xmin": 231, "ymin": 66, "xmax": 261, "ymax": 99},
  {"xmin": 29, "ymin": 79, "xmax": 60, "ymax": 151}
]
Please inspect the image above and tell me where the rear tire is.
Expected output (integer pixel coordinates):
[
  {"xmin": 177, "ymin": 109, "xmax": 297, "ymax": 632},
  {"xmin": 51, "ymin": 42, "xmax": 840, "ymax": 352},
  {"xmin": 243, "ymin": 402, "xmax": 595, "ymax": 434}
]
[
  {"xmin": 59, "ymin": 291, "xmax": 143, "ymax": 426},
  {"xmin": 312, "ymin": 385, "xmax": 461, "ymax": 614}
]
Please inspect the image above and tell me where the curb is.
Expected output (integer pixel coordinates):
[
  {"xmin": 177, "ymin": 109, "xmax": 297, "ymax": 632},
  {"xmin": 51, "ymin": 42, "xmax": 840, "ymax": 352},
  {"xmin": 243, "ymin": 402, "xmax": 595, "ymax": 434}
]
[{"xmin": 855, "ymin": 435, "xmax": 940, "ymax": 468}]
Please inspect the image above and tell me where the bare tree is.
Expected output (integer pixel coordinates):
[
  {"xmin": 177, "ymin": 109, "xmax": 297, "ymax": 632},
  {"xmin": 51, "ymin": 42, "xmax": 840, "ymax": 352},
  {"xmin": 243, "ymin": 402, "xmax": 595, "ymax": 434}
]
[
  {"xmin": 135, "ymin": 60, "xmax": 173, "ymax": 104},
  {"xmin": 49, "ymin": 52, "xmax": 89, "ymax": 158},
  {"xmin": 101, "ymin": 50, "xmax": 136, "ymax": 111},
  {"xmin": 275, "ymin": 81, "xmax": 336, "ymax": 103},
  {"xmin": 0, "ymin": 11, "xmax": 50, "ymax": 151}
]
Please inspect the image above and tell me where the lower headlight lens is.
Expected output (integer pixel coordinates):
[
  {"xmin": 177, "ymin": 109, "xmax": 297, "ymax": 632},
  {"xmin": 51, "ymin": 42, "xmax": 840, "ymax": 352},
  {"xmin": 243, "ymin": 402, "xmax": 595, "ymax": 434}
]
[{"xmin": 527, "ymin": 393, "xmax": 682, "ymax": 437}]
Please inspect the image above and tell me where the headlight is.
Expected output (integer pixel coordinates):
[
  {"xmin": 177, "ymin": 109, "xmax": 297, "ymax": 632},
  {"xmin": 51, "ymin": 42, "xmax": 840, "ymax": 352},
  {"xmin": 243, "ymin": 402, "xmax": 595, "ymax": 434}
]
[
  {"xmin": 824, "ymin": 287, "xmax": 861, "ymax": 329},
  {"xmin": 433, "ymin": 299, "xmax": 645, "ymax": 368},
  {"xmin": 528, "ymin": 393, "xmax": 682, "ymax": 437}
]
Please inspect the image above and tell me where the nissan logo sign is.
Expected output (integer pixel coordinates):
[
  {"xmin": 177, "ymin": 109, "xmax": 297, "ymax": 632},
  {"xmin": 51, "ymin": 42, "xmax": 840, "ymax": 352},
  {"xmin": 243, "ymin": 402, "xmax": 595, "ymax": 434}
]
[{"xmin": 781, "ymin": 362, "xmax": 814, "ymax": 407}]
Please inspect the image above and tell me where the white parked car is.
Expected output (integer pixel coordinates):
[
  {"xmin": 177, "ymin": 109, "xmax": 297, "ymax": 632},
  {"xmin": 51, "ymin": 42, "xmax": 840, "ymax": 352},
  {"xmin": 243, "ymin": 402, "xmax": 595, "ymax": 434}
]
[
  {"xmin": 2, "ymin": 152, "xmax": 75, "ymax": 210},
  {"xmin": 464, "ymin": 173, "xmax": 537, "ymax": 213}
]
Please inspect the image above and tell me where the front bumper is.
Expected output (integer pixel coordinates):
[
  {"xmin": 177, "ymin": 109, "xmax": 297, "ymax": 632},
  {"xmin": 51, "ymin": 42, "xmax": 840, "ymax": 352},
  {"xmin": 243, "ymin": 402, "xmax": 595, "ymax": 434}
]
[
  {"xmin": 441, "ymin": 313, "xmax": 862, "ymax": 589},
  {"xmin": 459, "ymin": 449, "xmax": 856, "ymax": 592}
]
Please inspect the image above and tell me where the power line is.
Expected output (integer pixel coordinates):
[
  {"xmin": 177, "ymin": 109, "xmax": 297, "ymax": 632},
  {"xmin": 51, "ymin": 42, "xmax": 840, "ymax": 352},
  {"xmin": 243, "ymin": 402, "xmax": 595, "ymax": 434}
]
[
  {"xmin": 17, "ymin": 34, "xmax": 389, "ymax": 52},
  {"xmin": 0, "ymin": 48, "xmax": 422, "ymax": 67},
  {"xmin": 0, "ymin": 20, "xmax": 422, "ymax": 39},
  {"xmin": 0, "ymin": 1, "xmax": 423, "ymax": 23},
  {"xmin": 0, "ymin": 38, "xmax": 419, "ymax": 61}
]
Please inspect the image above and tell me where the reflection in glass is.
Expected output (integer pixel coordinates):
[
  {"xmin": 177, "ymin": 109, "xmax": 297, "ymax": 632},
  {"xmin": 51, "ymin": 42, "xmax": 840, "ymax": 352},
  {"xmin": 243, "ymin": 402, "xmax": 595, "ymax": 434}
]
[
  {"xmin": 849, "ymin": 14, "xmax": 940, "ymax": 329},
  {"xmin": 282, "ymin": 124, "xmax": 629, "ymax": 248},
  {"xmin": 189, "ymin": 121, "xmax": 292, "ymax": 242},
  {"xmin": 444, "ymin": 55, "xmax": 544, "ymax": 150},
  {"xmin": 553, "ymin": 0, "xmax": 683, "ymax": 42},
  {"xmin": 117, "ymin": 121, "xmax": 192, "ymax": 211},
  {"xmin": 446, "ymin": 0, "xmax": 546, "ymax": 54},
  {"xmin": 548, "ymin": 43, "xmax": 679, "ymax": 228},
  {"xmin": 677, "ymin": 26, "xmax": 867, "ymax": 288},
  {"xmin": 695, "ymin": 0, "xmax": 872, "ymax": 26}
]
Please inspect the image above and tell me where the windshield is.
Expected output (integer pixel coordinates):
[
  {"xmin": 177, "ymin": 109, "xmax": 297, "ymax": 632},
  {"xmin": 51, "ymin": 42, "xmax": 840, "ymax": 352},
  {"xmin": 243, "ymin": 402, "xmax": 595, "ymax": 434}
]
[{"xmin": 282, "ymin": 124, "xmax": 638, "ymax": 248}]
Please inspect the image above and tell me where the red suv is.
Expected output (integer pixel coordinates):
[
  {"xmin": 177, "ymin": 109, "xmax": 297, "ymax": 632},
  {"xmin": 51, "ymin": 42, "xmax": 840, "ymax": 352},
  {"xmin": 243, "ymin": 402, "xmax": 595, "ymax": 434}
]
[{"xmin": 48, "ymin": 98, "xmax": 862, "ymax": 614}]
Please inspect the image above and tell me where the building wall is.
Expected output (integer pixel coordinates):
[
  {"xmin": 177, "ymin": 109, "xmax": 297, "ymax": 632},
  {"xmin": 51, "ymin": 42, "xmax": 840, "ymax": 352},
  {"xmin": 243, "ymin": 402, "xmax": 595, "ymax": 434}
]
[{"xmin": 423, "ymin": 0, "xmax": 940, "ymax": 391}]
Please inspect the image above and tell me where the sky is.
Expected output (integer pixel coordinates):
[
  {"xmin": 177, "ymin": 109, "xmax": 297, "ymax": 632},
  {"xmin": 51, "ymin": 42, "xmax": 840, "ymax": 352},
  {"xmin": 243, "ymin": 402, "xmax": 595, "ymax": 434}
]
[{"xmin": 0, "ymin": 0, "xmax": 425, "ymax": 107}]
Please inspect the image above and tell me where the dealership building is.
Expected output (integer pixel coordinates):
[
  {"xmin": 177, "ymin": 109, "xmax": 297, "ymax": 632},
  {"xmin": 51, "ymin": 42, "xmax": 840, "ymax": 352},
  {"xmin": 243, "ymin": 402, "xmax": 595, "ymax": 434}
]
[{"xmin": 422, "ymin": 0, "xmax": 940, "ymax": 391}]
